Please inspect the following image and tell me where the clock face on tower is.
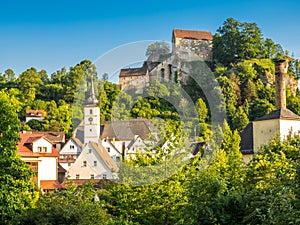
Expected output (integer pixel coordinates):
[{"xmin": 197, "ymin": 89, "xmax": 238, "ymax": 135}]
[{"xmin": 88, "ymin": 117, "xmax": 93, "ymax": 122}]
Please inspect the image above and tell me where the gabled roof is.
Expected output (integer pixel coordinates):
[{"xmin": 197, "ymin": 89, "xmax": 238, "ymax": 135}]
[
  {"xmin": 127, "ymin": 136, "xmax": 145, "ymax": 149},
  {"xmin": 104, "ymin": 139, "xmax": 121, "ymax": 155},
  {"xmin": 18, "ymin": 133, "xmax": 59, "ymax": 157},
  {"xmin": 240, "ymin": 122, "xmax": 254, "ymax": 155},
  {"xmin": 255, "ymin": 108, "xmax": 300, "ymax": 121},
  {"xmin": 119, "ymin": 64, "xmax": 148, "ymax": 78},
  {"xmin": 90, "ymin": 142, "xmax": 119, "ymax": 173},
  {"xmin": 173, "ymin": 29, "xmax": 213, "ymax": 41},
  {"xmin": 101, "ymin": 119, "xmax": 154, "ymax": 141},
  {"xmin": 26, "ymin": 109, "xmax": 46, "ymax": 117},
  {"xmin": 70, "ymin": 137, "xmax": 83, "ymax": 149},
  {"xmin": 31, "ymin": 131, "xmax": 65, "ymax": 143}
]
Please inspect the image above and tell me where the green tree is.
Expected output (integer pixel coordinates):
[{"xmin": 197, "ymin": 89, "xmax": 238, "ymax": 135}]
[
  {"xmin": 146, "ymin": 41, "xmax": 170, "ymax": 61},
  {"xmin": 195, "ymin": 98, "xmax": 208, "ymax": 123},
  {"xmin": 17, "ymin": 67, "xmax": 43, "ymax": 104},
  {"xmin": 231, "ymin": 106, "xmax": 249, "ymax": 133},
  {"xmin": 213, "ymin": 18, "xmax": 264, "ymax": 66},
  {"xmin": 0, "ymin": 90, "xmax": 39, "ymax": 224},
  {"xmin": 16, "ymin": 182, "xmax": 111, "ymax": 225},
  {"xmin": 27, "ymin": 119, "xmax": 44, "ymax": 131}
]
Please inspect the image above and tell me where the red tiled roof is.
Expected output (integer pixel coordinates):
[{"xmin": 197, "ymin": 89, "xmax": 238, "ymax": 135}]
[
  {"xmin": 18, "ymin": 133, "xmax": 60, "ymax": 157},
  {"xmin": 26, "ymin": 109, "xmax": 46, "ymax": 117},
  {"xmin": 173, "ymin": 29, "xmax": 213, "ymax": 41},
  {"xmin": 40, "ymin": 180, "xmax": 63, "ymax": 190}
]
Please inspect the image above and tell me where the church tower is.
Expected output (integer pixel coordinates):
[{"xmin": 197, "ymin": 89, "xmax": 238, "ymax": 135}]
[{"xmin": 84, "ymin": 78, "xmax": 100, "ymax": 144}]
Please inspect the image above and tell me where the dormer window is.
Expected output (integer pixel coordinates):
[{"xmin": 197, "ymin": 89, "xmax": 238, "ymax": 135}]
[
  {"xmin": 83, "ymin": 161, "xmax": 87, "ymax": 167},
  {"xmin": 43, "ymin": 147, "xmax": 47, "ymax": 153},
  {"xmin": 38, "ymin": 147, "xmax": 42, "ymax": 152},
  {"xmin": 70, "ymin": 145, "xmax": 75, "ymax": 149}
]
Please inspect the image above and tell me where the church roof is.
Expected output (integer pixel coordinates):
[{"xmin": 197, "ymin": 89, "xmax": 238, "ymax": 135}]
[
  {"xmin": 101, "ymin": 119, "xmax": 155, "ymax": 141},
  {"xmin": 254, "ymin": 108, "xmax": 300, "ymax": 121},
  {"xmin": 85, "ymin": 78, "xmax": 98, "ymax": 106}
]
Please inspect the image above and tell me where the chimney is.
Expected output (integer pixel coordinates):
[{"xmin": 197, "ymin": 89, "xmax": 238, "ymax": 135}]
[{"xmin": 274, "ymin": 58, "xmax": 290, "ymax": 110}]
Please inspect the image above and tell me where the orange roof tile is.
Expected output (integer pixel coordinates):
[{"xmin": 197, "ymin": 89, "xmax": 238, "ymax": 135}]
[
  {"xmin": 26, "ymin": 109, "xmax": 46, "ymax": 117},
  {"xmin": 40, "ymin": 180, "xmax": 63, "ymax": 190},
  {"xmin": 18, "ymin": 133, "xmax": 59, "ymax": 157},
  {"xmin": 173, "ymin": 29, "xmax": 213, "ymax": 41}
]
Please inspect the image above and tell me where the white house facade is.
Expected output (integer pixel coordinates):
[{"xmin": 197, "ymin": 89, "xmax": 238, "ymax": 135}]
[{"xmin": 67, "ymin": 142, "xmax": 119, "ymax": 180}]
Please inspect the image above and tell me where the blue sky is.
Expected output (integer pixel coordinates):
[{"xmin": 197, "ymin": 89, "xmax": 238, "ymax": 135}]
[{"xmin": 1, "ymin": 0, "xmax": 300, "ymax": 80}]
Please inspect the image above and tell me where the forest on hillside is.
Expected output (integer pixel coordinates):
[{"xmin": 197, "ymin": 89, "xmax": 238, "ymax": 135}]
[{"xmin": 2, "ymin": 18, "xmax": 300, "ymax": 224}]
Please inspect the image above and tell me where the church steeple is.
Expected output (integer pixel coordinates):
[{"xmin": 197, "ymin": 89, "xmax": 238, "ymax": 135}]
[
  {"xmin": 85, "ymin": 77, "xmax": 98, "ymax": 106},
  {"xmin": 83, "ymin": 77, "xmax": 100, "ymax": 144}
]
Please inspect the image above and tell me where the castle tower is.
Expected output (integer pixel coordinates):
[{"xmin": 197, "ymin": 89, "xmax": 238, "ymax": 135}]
[
  {"xmin": 275, "ymin": 58, "xmax": 289, "ymax": 109},
  {"xmin": 84, "ymin": 78, "xmax": 100, "ymax": 144}
]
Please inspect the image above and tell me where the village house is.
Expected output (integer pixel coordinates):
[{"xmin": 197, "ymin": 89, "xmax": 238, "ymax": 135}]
[
  {"xmin": 172, "ymin": 29, "xmax": 213, "ymax": 61},
  {"xmin": 58, "ymin": 136, "xmax": 83, "ymax": 171},
  {"xmin": 100, "ymin": 119, "xmax": 156, "ymax": 159},
  {"xmin": 18, "ymin": 131, "xmax": 61, "ymax": 191},
  {"xmin": 119, "ymin": 63, "xmax": 149, "ymax": 93},
  {"xmin": 240, "ymin": 58, "xmax": 300, "ymax": 163},
  {"xmin": 67, "ymin": 141, "xmax": 119, "ymax": 180},
  {"xmin": 25, "ymin": 109, "xmax": 46, "ymax": 123}
]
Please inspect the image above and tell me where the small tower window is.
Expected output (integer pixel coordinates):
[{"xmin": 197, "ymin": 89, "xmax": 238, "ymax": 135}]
[{"xmin": 90, "ymin": 109, "xmax": 93, "ymax": 114}]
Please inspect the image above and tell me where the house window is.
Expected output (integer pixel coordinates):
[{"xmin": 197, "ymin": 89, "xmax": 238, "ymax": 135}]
[
  {"xmin": 70, "ymin": 145, "xmax": 75, "ymax": 149},
  {"xmin": 88, "ymin": 149, "xmax": 92, "ymax": 153},
  {"xmin": 90, "ymin": 109, "xmax": 93, "ymax": 114},
  {"xmin": 91, "ymin": 174, "xmax": 94, "ymax": 179},
  {"xmin": 107, "ymin": 147, "xmax": 110, "ymax": 153},
  {"xmin": 103, "ymin": 174, "xmax": 107, "ymax": 179},
  {"xmin": 68, "ymin": 163, "xmax": 72, "ymax": 167},
  {"xmin": 90, "ymin": 129, "xmax": 92, "ymax": 132},
  {"xmin": 83, "ymin": 161, "xmax": 87, "ymax": 167},
  {"xmin": 76, "ymin": 174, "xmax": 80, "ymax": 179},
  {"xmin": 38, "ymin": 147, "xmax": 42, "ymax": 152},
  {"xmin": 43, "ymin": 147, "xmax": 47, "ymax": 152},
  {"xmin": 94, "ymin": 161, "xmax": 97, "ymax": 167}
]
